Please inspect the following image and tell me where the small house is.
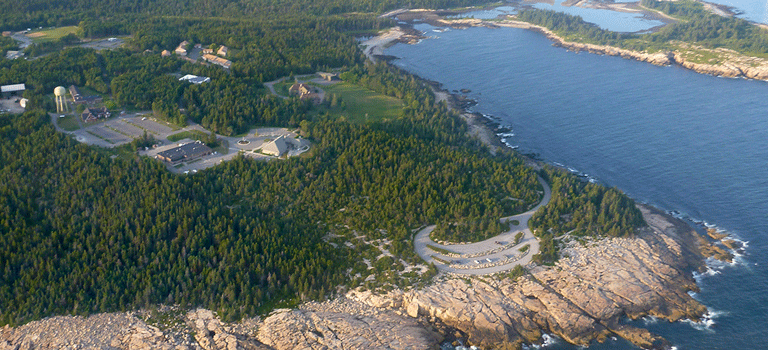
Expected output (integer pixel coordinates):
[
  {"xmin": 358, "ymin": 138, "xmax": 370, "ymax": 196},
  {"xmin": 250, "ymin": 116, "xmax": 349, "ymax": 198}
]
[
  {"xmin": 318, "ymin": 72, "xmax": 340, "ymax": 81},
  {"xmin": 175, "ymin": 40, "xmax": 190, "ymax": 56},
  {"xmin": 81, "ymin": 107, "xmax": 110, "ymax": 123}
]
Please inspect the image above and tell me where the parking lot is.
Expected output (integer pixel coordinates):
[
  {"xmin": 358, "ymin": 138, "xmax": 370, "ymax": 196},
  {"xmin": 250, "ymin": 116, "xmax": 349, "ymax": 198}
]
[
  {"xmin": 80, "ymin": 38, "xmax": 125, "ymax": 51},
  {"xmin": 128, "ymin": 117, "xmax": 175, "ymax": 135},
  {"xmin": 0, "ymin": 97, "xmax": 25, "ymax": 114},
  {"xmin": 65, "ymin": 113, "xmax": 182, "ymax": 147}
]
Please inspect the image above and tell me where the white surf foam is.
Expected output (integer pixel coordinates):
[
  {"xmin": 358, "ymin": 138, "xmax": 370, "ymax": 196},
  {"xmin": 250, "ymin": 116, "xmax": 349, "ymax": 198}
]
[
  {"xmin": 522, "ymin": 334, "xmax": 559, "ymax": 349},
  {"xmin": 642, "ymin": 315, "xmax": 659, "ymax": 325},
  {"xmin": 683, "ymin": 308, "xmax": 726, "ymax": 333}
]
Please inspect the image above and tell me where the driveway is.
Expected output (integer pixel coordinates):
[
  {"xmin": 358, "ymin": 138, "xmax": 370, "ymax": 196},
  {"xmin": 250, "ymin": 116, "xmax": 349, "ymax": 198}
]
[{"xmin": 413, "ymin": 176, "xmax": 551, "ymax": 275}]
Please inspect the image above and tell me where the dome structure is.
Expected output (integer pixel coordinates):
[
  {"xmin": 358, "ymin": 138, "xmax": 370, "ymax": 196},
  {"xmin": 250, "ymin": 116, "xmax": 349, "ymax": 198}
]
[{"xmin": 54, "ymin": 86, "xmax": 66, "ymax": 96}]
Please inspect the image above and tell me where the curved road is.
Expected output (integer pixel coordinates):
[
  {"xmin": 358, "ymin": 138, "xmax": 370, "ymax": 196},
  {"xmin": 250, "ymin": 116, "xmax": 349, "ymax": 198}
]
[{"xmin": 414, "ymin": 176, "xmax": 551, "ymax": 275}]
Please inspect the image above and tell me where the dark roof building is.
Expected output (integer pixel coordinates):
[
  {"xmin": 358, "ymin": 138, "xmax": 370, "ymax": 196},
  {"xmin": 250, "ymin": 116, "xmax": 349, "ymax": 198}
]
[
  {"xmin": 81, "ymin": 107, "xmax": 110, "ymax": 123},
  {"xmin": 157, "ymin": 142, "xmax": 213, "ymax": 164},
  {"xmin": 69, "ymin": 85, "xmax": 103, "ymax": 104},
  {"xmin": 289, "ymin": 83, "xmax": 321, "ymax": 103}
]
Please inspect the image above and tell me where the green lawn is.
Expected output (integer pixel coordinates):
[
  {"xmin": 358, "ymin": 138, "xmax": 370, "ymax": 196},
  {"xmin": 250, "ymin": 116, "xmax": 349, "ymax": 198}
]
[
  {"xmin": 274, "ymin": 81, "xmax": 293, "ymax": 97},
  {"xmin": 27, "ymin": 26, "xmax": 79, "ymax": 43},
  {"xmin": 318, "ymin": 82, "xmax": 404, "ymax": 123},
  {"xmin": 57, "ymin": 114, "xmax": 81, "ymax": 131},
  {"xmin": 167, "ymin": 130, "xmax": 209, "ymax": 142},
  {"xmin": 213, "ymin": 139, "xmax": 229, "ymax": 155}
]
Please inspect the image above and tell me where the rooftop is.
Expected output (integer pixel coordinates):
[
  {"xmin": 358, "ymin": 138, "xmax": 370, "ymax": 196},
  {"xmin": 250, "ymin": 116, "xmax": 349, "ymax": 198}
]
[
  {"xmin": 262, "ymin": 136, "xmax": 288, "ymax": 157},
  {"xmin": 1, "ymin": 84, "xmax": 26, "ymax": 93},
  {"xmin": 158, "ymin": 142, "xmax": 213, "ymax": 163},
  {"xmin": 179, "ymin": 74, "xmax": 211, "ymax": 84}
]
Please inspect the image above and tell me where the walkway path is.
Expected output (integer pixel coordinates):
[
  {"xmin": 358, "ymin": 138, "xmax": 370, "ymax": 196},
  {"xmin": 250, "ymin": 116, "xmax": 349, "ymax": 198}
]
[
  {"xmin": 264, "ymin": 77, "xmax": 288, "ymax": 99},
  {"xmin": 413, "ymin": 176, "xmax": 551, "ymax": 275}
]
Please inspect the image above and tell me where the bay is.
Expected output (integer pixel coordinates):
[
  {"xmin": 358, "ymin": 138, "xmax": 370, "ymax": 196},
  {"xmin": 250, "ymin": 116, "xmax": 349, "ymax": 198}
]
[{"xmin": 386, "ymin": 25, "xmax": 768, "ymax": 349}]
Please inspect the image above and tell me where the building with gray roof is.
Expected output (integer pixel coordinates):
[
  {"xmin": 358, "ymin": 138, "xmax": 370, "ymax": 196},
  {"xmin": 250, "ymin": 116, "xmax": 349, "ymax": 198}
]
[
  {"xmin": 261, "ymin": 136, "xmax": 288, "ymax": 157},
  {"xmin": 157, "ymin": 141, "xmax": 213, "ymax": 164}
]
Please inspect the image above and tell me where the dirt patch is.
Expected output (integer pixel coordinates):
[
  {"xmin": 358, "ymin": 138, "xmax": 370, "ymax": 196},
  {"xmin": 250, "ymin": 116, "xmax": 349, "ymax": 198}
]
[{"xmin": 26, "ymin": 32, "xmax": 46, "ymax": 38}]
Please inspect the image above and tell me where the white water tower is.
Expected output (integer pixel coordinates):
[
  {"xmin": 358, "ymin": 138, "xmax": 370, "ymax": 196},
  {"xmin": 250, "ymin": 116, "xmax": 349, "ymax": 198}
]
[{"xmin": 54, "ymin": 86, "xmax": 68, "ymax": 113}]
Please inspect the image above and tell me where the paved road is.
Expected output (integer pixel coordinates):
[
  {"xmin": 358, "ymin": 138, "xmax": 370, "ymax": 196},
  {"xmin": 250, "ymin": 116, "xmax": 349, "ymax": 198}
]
[
  {"xmin": 413, "ymin": 175, "xmax": 551, "ymax": 275},
  {"xmin": 264, "ymin": 77, "xmax": 288, "ymax": 99},
  {"xmin": 10, "ymin": 32, "xmax": 33, "ymax": 49}
]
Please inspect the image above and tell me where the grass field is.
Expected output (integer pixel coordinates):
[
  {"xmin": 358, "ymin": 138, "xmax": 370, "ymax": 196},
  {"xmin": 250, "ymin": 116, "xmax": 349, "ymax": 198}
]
[
  {"xmin": 318, "ymin": 82, "xmax": 404, "ymax": 123},
  {"xmin": 27, "ymin": 26, "xmax": 79, "ymax": 43},
  {"xmin": 274, "ymin": 81, "xmax": 293, "ymax": 96},
  {"xmin": 167, "ymin": 130, "xmax": 209, "ymax": 142},
  {"xmin": 57, "ymin": 115, "xmax": 81, "ymax": 131}
]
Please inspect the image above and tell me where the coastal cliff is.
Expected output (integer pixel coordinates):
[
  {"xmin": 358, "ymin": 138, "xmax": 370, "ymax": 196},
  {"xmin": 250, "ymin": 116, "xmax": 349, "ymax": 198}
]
[{"xmin": 0, "ymin": 206, "xmax": 733, "ymax": 350}]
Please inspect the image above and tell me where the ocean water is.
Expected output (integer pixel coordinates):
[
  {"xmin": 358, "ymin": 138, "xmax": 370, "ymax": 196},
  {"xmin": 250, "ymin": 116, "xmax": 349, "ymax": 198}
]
[
  {"xmin": 705, "ymin": 0, "xmax": 768, "ymax": 24},
  {"xmin": 386, "ymin": 25, "xmax": 768, "ymax": 349},
  {"xmin": 531, "ymin": 0, "xmax": 664, "ymax": 32},
  {"xmin": 445, "ymin": 1, "xmax": 663, "ymax": 32}
]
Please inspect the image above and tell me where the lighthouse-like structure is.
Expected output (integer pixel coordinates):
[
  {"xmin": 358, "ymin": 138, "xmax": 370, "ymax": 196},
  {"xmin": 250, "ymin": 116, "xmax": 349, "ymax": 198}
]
[{"xmin": 54, "ymin": 86, "xmax": 68, "ymax": 113}]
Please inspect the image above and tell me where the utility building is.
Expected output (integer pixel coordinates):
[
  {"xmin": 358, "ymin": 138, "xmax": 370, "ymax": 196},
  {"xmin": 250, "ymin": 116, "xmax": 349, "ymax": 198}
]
[{"xmin": 1, "ymin": 83, "xmax": 25, "ymax": 97}]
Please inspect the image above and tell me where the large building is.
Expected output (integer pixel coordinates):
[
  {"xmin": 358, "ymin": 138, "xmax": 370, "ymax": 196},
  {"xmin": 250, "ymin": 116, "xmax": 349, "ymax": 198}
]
[
  {"xmin": 261, "ymin": 136, "xmax": 288, "ymax": 157},
  {"xmin": 156, "ymin": 141, "xmax": 213, "ymax": 164},
  {"xmin": 217, "ymin": 45, "xmax": 228, "ymax": 57}
]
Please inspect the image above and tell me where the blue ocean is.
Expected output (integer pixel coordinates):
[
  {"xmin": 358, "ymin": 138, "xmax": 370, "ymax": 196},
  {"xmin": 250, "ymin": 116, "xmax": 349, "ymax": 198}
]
[{"xmin": 386, "ymin": 5, "xmax": 768, "ymax": 349}]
